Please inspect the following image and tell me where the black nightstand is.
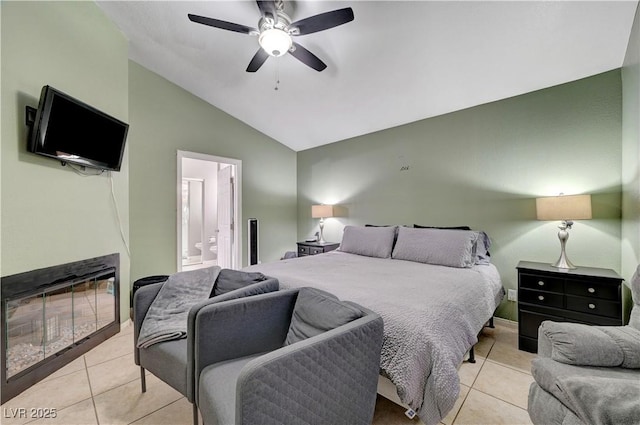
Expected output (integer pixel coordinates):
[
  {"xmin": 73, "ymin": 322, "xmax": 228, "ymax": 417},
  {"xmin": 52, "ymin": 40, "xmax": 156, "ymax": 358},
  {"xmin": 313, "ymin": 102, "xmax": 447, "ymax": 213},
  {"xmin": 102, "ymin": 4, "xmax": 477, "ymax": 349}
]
[
  {"xmin": 297, "ymin": 241, "xmax": 340, "ymax": 257},
  {"xmin": 517, "ymin": 261, "xmax": 624, "ymax": 353}
]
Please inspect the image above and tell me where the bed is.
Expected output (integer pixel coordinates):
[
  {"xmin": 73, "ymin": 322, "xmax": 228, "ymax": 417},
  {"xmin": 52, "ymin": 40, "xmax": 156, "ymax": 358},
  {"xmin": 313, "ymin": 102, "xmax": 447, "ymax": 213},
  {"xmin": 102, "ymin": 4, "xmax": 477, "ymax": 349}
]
[{"xmin": 244, "ymin": 225, "xmax": 504, "ymax": 425}]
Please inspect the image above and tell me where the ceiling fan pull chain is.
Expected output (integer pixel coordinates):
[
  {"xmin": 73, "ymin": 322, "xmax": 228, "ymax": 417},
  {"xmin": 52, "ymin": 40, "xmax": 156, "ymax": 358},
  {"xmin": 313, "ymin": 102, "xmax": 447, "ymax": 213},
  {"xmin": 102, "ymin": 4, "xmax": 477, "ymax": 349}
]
[{"xmin": 274, "ymin": 60, "xmax": 280, "ymax": 91}]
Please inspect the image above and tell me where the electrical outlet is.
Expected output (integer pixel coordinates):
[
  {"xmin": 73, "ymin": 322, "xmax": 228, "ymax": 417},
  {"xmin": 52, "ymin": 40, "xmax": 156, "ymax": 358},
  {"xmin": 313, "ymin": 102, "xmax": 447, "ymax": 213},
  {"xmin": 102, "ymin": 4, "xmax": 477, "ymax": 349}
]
[{"xmin": 507, "ymin": 289, "xmax": 517, "ymax": 302}]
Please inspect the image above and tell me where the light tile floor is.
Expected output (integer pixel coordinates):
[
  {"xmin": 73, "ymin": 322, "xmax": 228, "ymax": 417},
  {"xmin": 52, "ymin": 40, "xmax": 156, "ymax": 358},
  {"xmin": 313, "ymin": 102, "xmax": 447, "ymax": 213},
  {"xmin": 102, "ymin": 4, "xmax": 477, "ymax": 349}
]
[{"xmin": 2, "ymin": 320, "xmax": 536, "ymax": 425}]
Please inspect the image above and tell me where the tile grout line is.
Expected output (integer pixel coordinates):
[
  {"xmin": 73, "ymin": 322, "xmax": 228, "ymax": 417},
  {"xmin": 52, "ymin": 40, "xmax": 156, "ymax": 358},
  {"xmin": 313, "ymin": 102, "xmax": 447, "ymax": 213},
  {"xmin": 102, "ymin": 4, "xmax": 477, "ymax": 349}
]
[
  {"xmin": 126, "ymin": 397, "xmax": 187, "ymax": 425},
  {"xmin": 470, "ymin": 387, "xmax": 531, "ymax": 414},
  {"xmin": 450, "ymin": 337, "xmax": 494, "ymax": 425},
  {"xmin": 83, "ymin": 356, "xmax": 101, "ymax": 425}
]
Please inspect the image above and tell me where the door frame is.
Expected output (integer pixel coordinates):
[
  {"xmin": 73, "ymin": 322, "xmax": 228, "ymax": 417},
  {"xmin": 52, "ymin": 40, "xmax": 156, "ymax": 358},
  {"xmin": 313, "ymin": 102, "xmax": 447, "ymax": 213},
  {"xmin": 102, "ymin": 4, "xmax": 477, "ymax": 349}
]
[{"xmin": 177, "ymin": 150, "xmax": 242, "ymax": 271}]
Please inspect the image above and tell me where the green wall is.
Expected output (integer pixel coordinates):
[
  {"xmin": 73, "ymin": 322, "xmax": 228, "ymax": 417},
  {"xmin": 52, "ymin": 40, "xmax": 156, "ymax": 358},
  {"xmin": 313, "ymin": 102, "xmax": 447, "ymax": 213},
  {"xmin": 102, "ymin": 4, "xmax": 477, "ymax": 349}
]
[
  {"xmin": 622, "ymin": 2, "xmax": 640, "ymax": 282},
  {"xmin": 1, "ymin": 1, "xmax": 131, "ymax": 322},
  {"xmin": 297, "ymin": 71, "xmax": 623, "ymax": 321},
  {"xmin": 128, "ymin": 61, "xmax": 297, "ymax": 281}
]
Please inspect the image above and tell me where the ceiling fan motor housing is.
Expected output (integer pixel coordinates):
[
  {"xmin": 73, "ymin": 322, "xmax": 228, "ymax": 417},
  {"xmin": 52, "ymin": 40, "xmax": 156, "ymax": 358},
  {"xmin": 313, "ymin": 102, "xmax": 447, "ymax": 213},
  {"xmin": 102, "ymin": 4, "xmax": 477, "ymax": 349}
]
[{"xmin": 258, "ymin": 11, "xmax": 293, "ymax": 57}]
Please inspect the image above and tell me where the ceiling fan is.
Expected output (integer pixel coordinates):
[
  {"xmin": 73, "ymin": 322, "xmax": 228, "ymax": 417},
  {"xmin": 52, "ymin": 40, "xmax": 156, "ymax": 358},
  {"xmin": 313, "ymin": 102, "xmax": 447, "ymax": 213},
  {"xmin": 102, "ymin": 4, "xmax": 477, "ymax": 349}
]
[{"xmin": 188, "ymin": 0, "xmax": 354, "ymax": 72}]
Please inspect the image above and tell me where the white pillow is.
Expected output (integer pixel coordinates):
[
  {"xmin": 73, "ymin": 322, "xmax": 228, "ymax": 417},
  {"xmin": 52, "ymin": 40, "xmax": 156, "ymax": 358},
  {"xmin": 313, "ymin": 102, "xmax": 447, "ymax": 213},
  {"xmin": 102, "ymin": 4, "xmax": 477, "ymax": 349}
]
[
  {"xmin": 339, "ymin": 225, "xmax": 397, "ymax": 258},
  {"xmin": 392, "ymin": 227, "xmax": 478, "ymax": 268}
]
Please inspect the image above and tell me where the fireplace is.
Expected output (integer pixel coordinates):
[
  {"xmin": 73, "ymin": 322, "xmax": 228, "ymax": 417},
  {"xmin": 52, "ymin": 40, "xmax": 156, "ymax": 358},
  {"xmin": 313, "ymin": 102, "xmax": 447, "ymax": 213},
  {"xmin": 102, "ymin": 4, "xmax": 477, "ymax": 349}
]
[{"xmin": 1, "ymin": 254, "xmax": 120, "ymax": 403}]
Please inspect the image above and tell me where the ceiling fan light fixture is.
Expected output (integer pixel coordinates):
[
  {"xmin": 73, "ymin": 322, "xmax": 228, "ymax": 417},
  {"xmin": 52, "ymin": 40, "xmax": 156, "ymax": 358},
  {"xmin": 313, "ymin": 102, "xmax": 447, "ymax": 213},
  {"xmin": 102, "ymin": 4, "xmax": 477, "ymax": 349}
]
[{"xmin": 259, "ymin": 28, "xmax": 292, "ymax": 57}]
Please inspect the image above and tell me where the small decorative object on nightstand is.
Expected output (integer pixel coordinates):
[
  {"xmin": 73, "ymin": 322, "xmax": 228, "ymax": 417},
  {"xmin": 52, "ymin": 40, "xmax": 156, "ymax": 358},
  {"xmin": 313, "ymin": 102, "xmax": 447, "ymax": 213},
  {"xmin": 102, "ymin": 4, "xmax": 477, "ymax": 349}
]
[
  {"xmin": 517, "ymin": 260, "xmax": 624, "ymax": 353},
  {"xmin": 297, "ymin": 241, "xmax": 340, "ymax": 257}
]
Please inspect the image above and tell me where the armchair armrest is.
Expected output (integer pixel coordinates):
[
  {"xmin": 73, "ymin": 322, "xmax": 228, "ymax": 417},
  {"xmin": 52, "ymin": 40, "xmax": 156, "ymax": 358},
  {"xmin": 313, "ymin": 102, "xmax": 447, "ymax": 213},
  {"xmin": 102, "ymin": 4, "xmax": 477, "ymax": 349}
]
[
  {"xmin": 184, "ymin": 277, "xmax": 279, "ymax": 401},
  {"xmin": 236, "ymin": 310, "xmax": 384, "ymax": 425},
  {"xmin": 538, "ymin": 321, "xmax": 640, "ymax": 368},
  {"xmin": 193, "ymin": 289, "xmax": 299, "ymax": 403},
  {"xmin": 133, "ymin": 282, "xmax": 164, "ymax": 365}
]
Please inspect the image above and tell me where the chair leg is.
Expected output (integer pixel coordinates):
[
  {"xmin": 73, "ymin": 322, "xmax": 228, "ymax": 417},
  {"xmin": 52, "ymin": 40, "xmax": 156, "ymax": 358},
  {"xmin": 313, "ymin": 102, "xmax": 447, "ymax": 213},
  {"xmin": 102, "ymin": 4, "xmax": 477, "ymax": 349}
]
[
  {"xmin": 192, "ymin": 403, "xmax": 198, "ymax": 425},
  {"xmin": 140, "ymin": 367, "xmax": 146, "ymax": 393}
]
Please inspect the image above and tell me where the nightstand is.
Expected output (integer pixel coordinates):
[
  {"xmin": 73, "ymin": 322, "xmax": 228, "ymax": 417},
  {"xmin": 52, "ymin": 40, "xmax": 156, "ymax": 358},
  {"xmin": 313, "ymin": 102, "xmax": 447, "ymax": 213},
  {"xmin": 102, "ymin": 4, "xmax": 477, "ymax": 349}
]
[
  {"xmin": 297, "ymin": 241, "xmax": 340, "ymax": 257},
  {"xmin": 517, "ymin": 261, "xmax": 624, "ymax": 353}
]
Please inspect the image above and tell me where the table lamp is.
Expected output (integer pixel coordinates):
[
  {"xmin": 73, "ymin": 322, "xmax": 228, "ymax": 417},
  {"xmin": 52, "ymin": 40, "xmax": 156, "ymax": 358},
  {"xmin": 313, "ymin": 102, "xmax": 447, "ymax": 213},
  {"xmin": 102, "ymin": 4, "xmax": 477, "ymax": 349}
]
[
  {"xmin": 536, "ymin": 194, "xmax": 592, "ymax": 269},
  {"xmin": 311, "ymin": 205, "xmax": 336, "ymax": 243}
]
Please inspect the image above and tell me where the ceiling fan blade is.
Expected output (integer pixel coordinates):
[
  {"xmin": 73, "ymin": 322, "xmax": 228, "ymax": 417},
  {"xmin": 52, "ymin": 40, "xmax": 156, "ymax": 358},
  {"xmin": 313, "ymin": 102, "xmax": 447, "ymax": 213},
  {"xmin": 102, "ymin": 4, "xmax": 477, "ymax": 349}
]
[
  {"xmin": 246, "ymin": 48, "xmax": 270, "ymax": 72},
  {"xmin": 188, "ymin": 14, "xmax": 257, "ymax": 35},
  {"xmin": 289, "ymin": 8, "xmax": 354, "ymax": 36},
  {"xmin": 256, "ymin": 0, "xmax": 278, "ymax": 21},
  {"xmin": 289, "ymin": 42, "xmax": 327, "ymax": 72}
]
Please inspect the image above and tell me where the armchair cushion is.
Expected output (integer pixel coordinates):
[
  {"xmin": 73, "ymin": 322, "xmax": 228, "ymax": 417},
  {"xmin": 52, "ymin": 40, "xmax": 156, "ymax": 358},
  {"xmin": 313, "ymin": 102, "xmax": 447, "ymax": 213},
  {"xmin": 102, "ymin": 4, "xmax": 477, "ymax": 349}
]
[
  {"xmin": 540, "ymin": 321, "xmax": 640, "ymax": 368},
  {"xmin": 540, "ymin": 321, "xmax": 623, "ymax": 367},
  {"xmin": 284, "ymin": 287, "xmax": 363, "ymax": 345},
  {"xmin": 213, "ymin": 269, "xmax": 267, "ymax": 297},
  {"xmin": 554, "ymin": 375, "xmax": 640, "ymax": 425}
]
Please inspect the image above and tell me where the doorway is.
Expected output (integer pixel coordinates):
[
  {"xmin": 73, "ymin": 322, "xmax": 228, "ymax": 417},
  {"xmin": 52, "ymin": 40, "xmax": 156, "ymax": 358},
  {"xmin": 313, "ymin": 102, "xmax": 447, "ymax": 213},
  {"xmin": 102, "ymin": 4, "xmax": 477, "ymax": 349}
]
[{"xmin": 177, "ymin": 151, "xmax": 241, "ymax": 271}]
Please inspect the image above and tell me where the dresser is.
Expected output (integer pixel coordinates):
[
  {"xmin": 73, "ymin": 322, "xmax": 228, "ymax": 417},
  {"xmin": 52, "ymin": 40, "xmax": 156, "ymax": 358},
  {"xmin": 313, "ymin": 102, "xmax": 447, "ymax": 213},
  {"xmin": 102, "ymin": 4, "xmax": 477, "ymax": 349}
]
[
  {"xmin": 517, "ymin": 261, "xmax": 624, "ymax": 353},
  {"xmin": 296, "ymin": 241, "xmax": 340, "ymax": 257}
]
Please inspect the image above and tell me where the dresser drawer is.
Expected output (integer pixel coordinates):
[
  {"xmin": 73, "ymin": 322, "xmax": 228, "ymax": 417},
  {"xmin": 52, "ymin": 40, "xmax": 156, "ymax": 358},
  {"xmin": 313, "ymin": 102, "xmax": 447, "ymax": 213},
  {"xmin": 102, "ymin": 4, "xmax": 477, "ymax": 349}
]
[
  {"xmin": 298, "ymin": 246, "xmax": 310, "ymax": 256},
  {"xmin": 565, "ymin": 295, "xmax": 621, "ymax": 319},
  {"xmin": 310, "ymin": 247, "xmax": 325, "ymax": 255},
  {"xmin": 520, "ymin": 273, "xmax": 563, "ymax": 293},
  {"xmin": 565, "ymin": 279, "xmax": 620, "ymax": 301},
  {"xmin": 519, "ymin": 289, "xmax": 563, "ymax": 308}
]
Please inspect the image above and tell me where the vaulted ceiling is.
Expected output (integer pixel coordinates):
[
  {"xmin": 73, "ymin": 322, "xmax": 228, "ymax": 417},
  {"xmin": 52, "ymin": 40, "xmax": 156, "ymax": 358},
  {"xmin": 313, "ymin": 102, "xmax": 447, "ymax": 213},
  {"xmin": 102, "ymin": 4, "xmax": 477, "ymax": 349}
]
[{"xmin": 97, "ymin": 1, "xmax": 638, "ymax": 151}]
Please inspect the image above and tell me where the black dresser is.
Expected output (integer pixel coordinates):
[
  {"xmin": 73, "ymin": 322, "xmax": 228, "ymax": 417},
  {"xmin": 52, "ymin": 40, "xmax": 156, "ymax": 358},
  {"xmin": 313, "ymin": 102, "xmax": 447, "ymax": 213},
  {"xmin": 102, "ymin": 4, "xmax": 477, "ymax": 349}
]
[{"xmin": 517, "ymin": 261, "xmax": 624, "ymax": 353}]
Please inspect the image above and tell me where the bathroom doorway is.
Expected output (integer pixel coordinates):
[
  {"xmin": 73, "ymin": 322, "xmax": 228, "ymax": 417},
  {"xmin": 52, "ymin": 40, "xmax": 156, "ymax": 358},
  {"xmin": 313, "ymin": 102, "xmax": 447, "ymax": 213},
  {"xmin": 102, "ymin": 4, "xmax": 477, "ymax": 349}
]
[{"xmin": 177, "ymin": 151, "xmax": 241, "ymax": 271}]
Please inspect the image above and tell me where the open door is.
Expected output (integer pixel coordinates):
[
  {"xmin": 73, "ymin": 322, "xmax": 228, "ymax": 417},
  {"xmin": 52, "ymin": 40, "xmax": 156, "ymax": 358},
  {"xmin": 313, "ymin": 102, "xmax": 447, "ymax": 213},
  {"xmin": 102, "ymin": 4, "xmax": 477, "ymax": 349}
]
[
  {"xmin": 177, "ymin": 151, "xmax": 241, "ymax": 272},
  {"xmin": 217, "ymin": 165, "xmax": 234, "ymax": 269}
]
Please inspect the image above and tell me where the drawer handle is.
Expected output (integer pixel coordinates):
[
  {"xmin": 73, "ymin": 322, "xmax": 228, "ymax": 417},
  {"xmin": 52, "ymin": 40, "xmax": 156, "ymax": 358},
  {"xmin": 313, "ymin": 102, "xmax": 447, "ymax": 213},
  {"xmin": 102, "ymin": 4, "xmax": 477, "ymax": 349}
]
[
  {"xmin": 588, "ymin": 287, "xmax": 596, "ymax": 294},
  {"xmin": 588, "ymin": 303, "xmax": 596, "ymax": 310},
  {"xmin": 537, "ymin": 281, "xmax": 545, "ymax": 286},
  {"xmin": 538, "ymin": 295, "xmax": 545, "ymax": 301}
]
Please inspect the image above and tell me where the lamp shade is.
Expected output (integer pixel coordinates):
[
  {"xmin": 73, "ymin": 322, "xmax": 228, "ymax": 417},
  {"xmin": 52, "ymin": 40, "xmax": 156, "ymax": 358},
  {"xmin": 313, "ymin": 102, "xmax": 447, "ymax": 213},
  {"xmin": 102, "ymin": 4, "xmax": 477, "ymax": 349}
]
[
  {"xmin": 311, "ymin": 205, "xmax": 336, "ymax": 218},
  {"xmin": 536, "ymin": 194, "xmax": 592, "ymax": 221}
]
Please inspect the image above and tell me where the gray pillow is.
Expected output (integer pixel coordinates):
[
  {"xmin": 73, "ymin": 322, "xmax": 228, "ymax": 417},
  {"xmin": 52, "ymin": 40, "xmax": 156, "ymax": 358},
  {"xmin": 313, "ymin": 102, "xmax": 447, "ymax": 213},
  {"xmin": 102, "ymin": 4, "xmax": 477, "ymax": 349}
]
[
  {"xmin": 285, "ymin": 287, "xmax": 363, "ymax": 345},
  {"xmin": 212, "ymin": 269, "xmax": 267, "ymax": 297},
  {"xmin": 474, "ymin": 231, "xmax": 492, "ymax": 265},
  {"xmin": 391, "ymin": 227, "xmax": 478, "ymax": 268},
  {"xmin": 338, "ymin": 225, "xmax": 397, "ymax": 258}
]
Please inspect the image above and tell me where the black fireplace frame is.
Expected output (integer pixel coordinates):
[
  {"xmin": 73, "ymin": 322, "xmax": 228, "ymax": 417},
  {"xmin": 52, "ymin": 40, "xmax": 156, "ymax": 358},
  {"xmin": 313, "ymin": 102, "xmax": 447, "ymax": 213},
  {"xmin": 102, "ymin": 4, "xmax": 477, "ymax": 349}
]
[{"xmin": 1, "ymin": 253, "xmax": 120, "ymax": 404}]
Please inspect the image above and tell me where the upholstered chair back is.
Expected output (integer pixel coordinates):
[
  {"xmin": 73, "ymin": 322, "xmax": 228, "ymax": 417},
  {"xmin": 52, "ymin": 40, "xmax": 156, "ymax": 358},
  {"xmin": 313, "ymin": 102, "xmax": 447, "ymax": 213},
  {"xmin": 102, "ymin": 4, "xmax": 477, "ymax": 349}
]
[{"xmin": 629, "ymin": 265, "xmax": 640, "ymax": 330}]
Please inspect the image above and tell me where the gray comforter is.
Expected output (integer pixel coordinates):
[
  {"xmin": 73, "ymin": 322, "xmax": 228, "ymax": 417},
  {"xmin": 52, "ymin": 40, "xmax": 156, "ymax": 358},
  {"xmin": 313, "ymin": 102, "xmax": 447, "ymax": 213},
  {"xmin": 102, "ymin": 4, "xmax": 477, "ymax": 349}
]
[{"xmin": 244, "ymin": 251, "xmax": 503, "ymax": 425}]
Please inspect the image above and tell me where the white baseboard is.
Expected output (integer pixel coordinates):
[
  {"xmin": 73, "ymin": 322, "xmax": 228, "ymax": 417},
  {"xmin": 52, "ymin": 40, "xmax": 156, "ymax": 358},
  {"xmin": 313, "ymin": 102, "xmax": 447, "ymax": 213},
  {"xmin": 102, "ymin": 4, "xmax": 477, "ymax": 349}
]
[{"xmin": 493, "ymin": 316, "xmax": 517, "ymax": 329}]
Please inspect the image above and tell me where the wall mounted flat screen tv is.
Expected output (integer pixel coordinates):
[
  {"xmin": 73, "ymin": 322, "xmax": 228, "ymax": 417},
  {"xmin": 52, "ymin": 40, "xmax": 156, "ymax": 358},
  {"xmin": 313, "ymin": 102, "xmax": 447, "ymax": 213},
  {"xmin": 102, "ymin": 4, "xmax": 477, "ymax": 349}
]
[{"xmin": 28, "ymin": 85, "xmax": 128, "ymax": 172}]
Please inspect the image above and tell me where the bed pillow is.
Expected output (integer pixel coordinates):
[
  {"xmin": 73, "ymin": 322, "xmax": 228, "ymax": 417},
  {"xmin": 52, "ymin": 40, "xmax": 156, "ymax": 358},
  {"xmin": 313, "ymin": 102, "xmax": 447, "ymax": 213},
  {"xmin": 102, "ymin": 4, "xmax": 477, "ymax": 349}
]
[
  {"xmin": 414, "ymin": 225, "xmax": 491, "ymax": 264},
  {"xmin": 414, "ymin": 224, "xmax": 472, "ymax": 230},
  {"xmin": 339, "ymin": 225, "xmax": 397, "ymax": 258},
  {"xmin": 392, "ymin": 226, "xmax": 478, "ymax": 268},
  {"xmin": 475, "ymin": 231, "xmax": 492, "ymax": 264},
  {"xmin": 285, "ymin": 287, "xmax": 363, "ymax": 345},
  {"xmin": 212, "ymin": 269, "xmax": 267, "ymax": 297}
]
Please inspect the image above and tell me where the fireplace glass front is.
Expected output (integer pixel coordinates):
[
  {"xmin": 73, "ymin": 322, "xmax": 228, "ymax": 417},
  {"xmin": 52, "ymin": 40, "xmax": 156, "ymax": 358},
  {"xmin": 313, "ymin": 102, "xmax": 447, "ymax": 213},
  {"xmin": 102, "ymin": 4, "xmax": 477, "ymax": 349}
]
[{"xmin": 5, "ymin": 271, "xmax": 116, "ymax": 379}]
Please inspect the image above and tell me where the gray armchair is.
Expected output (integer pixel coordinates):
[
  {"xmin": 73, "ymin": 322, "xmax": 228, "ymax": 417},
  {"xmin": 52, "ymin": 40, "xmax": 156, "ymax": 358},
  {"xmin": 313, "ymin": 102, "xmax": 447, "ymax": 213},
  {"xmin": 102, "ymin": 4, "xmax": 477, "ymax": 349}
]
[
  {"xmin": 133, "ymin": 269, "xmax": 279, "ymax": 425},
  {"xmin": 528, "ymin": 265, "xmax": 640, "ymax": 425},
  {"xmin": 194, "ymin": 287, "xmax": 384, "ymax": 425}
]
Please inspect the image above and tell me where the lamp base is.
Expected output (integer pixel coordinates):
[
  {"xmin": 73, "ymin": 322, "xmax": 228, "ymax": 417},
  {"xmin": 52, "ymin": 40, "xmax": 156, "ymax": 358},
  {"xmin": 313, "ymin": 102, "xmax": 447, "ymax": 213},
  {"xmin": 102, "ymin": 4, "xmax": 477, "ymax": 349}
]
[
  {"xmin": 318, "ymin": 218, "xmax": 326, "ymax": 243},
  {"xmin": 552, "ymin": 227, "xmax": 576, "ymax": 269},
  {"xmin": 552, "ymin": 256, "xmax": 576, "ymax": 270}
]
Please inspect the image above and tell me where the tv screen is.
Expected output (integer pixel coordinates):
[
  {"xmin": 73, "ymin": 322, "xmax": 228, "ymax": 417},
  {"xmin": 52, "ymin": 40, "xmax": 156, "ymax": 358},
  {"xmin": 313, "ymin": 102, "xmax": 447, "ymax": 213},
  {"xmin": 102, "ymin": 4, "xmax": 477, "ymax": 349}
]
[{"xmin": 28, "ymin": 86, "xmax": 128, "ymax": 172}]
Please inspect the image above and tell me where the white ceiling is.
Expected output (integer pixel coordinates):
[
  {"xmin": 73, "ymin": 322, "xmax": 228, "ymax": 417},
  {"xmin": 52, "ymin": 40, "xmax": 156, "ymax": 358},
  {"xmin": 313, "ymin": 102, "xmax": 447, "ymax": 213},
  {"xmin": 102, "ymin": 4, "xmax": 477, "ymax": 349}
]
[{"xmin": 96, "ymin": 1, "xmax": 638, "ymax": 152}]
